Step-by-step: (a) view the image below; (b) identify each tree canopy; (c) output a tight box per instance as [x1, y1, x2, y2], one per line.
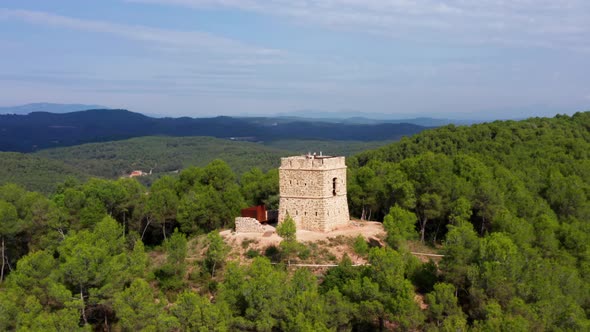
[1, 112, 589, 330]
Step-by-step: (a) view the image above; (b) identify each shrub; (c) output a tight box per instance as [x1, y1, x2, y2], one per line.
[246, 249, 260, 258]
[353, 235, 369, 256]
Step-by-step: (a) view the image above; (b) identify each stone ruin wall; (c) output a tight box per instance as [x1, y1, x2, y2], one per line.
[278, 156, 350, 232]
[234, 217, 265, 233]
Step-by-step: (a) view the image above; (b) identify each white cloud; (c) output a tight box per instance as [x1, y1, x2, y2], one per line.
[126, 0, 590, 52]
[0, 8, 282, 56]
[0, 7, 297, 110]
[1, 4, 587, 116]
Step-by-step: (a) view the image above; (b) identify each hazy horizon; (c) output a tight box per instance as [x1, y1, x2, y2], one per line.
[0, 101, 577, 122]
[1, 1, 589, 119]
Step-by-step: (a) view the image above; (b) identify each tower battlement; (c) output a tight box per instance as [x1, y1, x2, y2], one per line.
[280, 155, 346, 170]
[278, 154, 350, 232]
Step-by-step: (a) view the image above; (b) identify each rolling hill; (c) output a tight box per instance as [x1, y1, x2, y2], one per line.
[3, 112, 590, 331]
[34, 136, 292, 179]
[0, 109, 428, 152]
[0, 102, 106, 115]
[0, 152, 87, 193]
[342, 112, 590, 329]
[2, 135, 397, 192]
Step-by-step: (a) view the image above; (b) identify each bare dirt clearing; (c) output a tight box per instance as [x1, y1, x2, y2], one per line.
[220, 221, 386, 264]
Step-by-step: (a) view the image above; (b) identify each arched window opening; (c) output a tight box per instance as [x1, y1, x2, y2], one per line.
[332, 177, 337, 196]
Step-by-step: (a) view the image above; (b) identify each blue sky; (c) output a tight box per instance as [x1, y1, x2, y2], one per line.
[0, 0, 589, 119]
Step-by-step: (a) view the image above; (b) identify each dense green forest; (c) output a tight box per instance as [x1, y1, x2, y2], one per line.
[1, 136, 393, 193]
[0, 112, 589, 331]
[347, 112, 590, 329]
[35, 136, 388, 179]
[0, 152, 87, 193]
[0, 137, 289, 193]
[35, 136, 290, 179]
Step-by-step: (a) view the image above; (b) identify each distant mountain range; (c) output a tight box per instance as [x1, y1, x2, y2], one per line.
[274, 110, 478, 126]
[0, 109, 429, 152]
[268, 115, 459, 127]
[0, 103, 479, 126]
[0, 103, 108, 115]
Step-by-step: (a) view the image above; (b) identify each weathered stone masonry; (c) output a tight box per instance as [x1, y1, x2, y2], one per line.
[235, 217, 265, 233]
[278, 155, 350, 232]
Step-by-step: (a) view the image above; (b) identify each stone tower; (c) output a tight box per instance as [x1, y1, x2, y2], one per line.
[278, 154, 350, 232]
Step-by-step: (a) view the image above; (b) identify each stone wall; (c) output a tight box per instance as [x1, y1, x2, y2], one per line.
[279, 170, 325, 197]
[278, 155, 350, 232]
[279, 195, 349, 231]
[235, 217, 265, 233]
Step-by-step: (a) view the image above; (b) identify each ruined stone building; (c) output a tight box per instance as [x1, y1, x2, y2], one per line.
[278, 154, 350, 232]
